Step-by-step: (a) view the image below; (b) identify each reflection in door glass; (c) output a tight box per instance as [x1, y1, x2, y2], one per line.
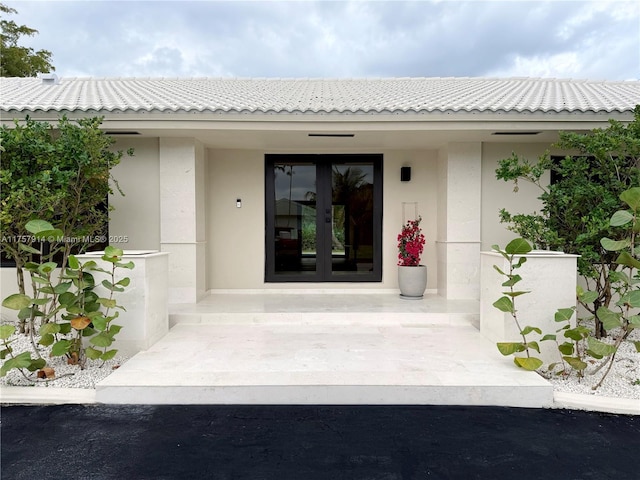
[331, 163, 374, 276]
[273, 163, 316, 275]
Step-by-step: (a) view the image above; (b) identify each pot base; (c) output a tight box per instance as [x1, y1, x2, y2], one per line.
[399, 294, 424, 300]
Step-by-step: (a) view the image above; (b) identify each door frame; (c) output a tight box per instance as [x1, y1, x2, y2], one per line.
[265, 153, 383, 283]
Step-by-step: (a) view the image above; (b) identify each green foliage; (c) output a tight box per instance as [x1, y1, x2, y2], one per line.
[498, 210, 554, 250]
[0, 324, 15, 339]
[513, 357, 543, 371]
[0, 3, 54, 76]
[539, 187, 640, 387]
[1, 115, 132, 333]
[2, 293, 31, 310]
[0, 116, 125, 265]
[583, 186, 640, 389]
[1, 351, 35, 376]
[496, 106, 640, 338]
[491, 239, 544, 370]
[488, 238, 634, 384]
[596, 306, 622, 331]
[544, 304, 591, 377]
[587, 337, 617, 357]
[492, 297, 514, 313]
[504, 238, 533, 256]
[0, 322, 47, 377]
[554, 308, 575, 323]
[562, 356, 587, 372]
[0, 240, 133, 380]
[497, 342, 526, 355]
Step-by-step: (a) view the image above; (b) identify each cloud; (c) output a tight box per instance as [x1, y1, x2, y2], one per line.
[133, 47, 185, 76]
[4, 0, 638, 80]
[485, 0, 640, 80]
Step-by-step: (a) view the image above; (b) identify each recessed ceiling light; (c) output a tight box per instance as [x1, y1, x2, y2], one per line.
[308, 133, 355, 137]
[492, 131, 541, 136]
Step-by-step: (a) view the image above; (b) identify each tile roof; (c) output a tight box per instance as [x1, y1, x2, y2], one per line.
[1, 77, 639, 115]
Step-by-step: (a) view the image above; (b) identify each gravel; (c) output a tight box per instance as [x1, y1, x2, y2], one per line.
[1, 333, 129, 389]
[2, 328, 639, 400]
[545, 326, 640, 400]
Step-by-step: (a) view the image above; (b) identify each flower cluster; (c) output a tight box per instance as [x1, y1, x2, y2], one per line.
[397, 217, 425, 266]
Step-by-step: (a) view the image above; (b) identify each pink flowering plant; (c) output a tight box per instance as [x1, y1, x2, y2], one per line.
[397, 216, 426, 266]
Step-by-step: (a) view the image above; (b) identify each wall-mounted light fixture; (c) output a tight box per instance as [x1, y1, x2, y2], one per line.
[401, 166, 411, 182]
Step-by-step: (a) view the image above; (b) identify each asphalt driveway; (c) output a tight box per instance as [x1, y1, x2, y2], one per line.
[1, 405, 638, 479]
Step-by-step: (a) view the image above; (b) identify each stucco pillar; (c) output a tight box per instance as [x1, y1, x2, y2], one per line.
[159, 138, 206, 303]
[436, 142, 482, 299]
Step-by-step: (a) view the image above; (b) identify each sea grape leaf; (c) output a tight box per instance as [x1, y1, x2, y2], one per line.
[2, 294, 31, 310]
[513, 357, 543, 371]
[587, 337, 617, 357]
[505, 238, 532, 255]
[497, 342, 525, 356]
[563, 356, 587, 371]
[554, 308, 575, 323]
[493, 297, 514, 313]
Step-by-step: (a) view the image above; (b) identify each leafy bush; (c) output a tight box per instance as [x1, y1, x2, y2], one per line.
[1, 220, 133, 381]
[496, 105, 640, 337]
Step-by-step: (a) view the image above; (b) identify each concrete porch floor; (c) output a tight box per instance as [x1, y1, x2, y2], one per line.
[96, 293, 554, 407]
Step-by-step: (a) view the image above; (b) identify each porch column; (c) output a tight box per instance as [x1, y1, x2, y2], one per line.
[436, 142, 482, 299]
[159, 138, 206, 303]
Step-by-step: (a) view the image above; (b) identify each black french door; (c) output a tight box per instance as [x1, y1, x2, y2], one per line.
[265, 154, 382, 282]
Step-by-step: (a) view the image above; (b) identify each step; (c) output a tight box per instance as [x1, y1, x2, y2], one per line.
[96, 323, 553, 408]
[168, 293, 481, 328]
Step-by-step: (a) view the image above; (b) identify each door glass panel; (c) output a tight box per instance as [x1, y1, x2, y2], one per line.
[331, 163, 374, 276]
[266, 154, 381, 283]
[273, 162, 316, 275]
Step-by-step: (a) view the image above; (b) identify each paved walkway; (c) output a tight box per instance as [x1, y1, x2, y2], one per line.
[94, 293, 553, 407]
[96, 323, 553, 407]
[2, 404, 638, 479]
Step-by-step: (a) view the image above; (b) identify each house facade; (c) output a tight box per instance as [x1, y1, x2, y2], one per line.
[1, 76, 639, 304]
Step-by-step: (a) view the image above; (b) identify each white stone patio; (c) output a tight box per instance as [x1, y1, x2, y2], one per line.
[95, 293, 553, 407]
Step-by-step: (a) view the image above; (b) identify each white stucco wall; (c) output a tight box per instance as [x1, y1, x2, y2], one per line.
[109, 137, 161, 251]
[206, 148, 439, 291]
[207, 149, 264, 289]
[480, 143, 552, 251]
[383, 150, 439, 290]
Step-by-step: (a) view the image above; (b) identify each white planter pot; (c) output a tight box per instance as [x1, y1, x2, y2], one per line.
[398, 265, 427, 299]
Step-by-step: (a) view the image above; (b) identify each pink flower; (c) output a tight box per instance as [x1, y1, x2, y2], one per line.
[397, 217, 425, 266]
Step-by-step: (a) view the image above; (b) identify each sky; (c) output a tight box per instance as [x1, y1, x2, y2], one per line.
[3, 0, 639, 80]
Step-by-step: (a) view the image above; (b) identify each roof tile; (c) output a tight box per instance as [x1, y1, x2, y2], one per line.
[1, 77, 638, 114]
